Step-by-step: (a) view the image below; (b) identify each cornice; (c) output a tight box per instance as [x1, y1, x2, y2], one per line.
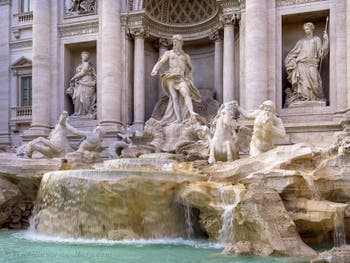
[58, 20, 99, 38]
[0, 0, 10, 6]
[276, 0, 328, 7]
[10, 39, 32, 49]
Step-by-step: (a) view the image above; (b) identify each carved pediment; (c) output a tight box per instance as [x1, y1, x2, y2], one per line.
[11, 56, 32, 69]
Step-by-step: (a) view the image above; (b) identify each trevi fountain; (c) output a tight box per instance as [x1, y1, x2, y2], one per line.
[1, 0, 350, 262]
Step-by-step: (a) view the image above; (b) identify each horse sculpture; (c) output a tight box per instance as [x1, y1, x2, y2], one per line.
[208, 103, 239, 164]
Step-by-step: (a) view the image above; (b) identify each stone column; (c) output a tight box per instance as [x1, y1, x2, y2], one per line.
[347, 0, 350, 106]
[0, 0, 10, 144]
[25, 0, 52, 138]
[221, 14, 236, 103]
[100, 0, 122, 131]
[157, 38, 170, 99]
[209, 30, 223, 103]
[245, 0, 267, 110]
[131, 28, 145, 131]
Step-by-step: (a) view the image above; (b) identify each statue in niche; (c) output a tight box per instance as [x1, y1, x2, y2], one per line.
[284, 22, 329, 107]
[65, 0, 96, 15]
[151, 34, 202, 125]
[17, 112, 72, 158]
[66, 51, 97, 119]
[233, 100, 286, 157]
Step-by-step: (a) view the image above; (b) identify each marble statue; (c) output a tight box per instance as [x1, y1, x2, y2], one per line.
[208, 102, 239, 164]
[233, 100, 286, 157]
[284, 22, 329, 107]
[66, 122, 104, 153]
[66, 51, 96, 118]
[151, 34, 201, 125]
[66, 0, 96, 15]
[17, 112, 72, 158]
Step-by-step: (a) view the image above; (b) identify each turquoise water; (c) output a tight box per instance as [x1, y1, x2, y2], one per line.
[0, 231, 308, 263]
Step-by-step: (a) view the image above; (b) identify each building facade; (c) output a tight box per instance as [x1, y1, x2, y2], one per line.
[0, 0, 350, 147]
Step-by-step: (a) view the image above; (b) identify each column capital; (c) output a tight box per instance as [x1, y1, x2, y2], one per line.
[220, 13, 240, 26]
[209, 29, 223, 42]
[129, 26, 147, 39]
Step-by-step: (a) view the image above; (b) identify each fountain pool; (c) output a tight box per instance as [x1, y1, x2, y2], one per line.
[0, 230, 309, 263]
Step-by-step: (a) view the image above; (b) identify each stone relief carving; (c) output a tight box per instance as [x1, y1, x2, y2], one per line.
[233, 100, 286, 157]
[65, 0, 96, 16]
[151, 34, 202, 126]
[284, 22, 329, 108]
[66, 51, 97, 119]
[17, 112, 72, 158]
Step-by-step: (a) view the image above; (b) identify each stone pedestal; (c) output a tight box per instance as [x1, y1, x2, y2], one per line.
[245, 0, 267, 110]
[99, 0, 122, 133]
[24, 0, 52, 139]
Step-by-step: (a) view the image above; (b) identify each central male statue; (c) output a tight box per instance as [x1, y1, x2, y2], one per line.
[151, 35, 201, 125]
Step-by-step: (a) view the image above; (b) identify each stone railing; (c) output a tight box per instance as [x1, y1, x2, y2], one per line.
[12, 106, 32, 118]
[18, 12, 33, 23]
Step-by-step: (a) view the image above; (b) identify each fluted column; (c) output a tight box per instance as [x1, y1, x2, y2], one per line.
[157, 38, 170, 99]
[26, 0, 52, 137]
[100, 0, 122, 131]
[0, 0, 10, 143]
[221, 14, 236, 103]
[347, 0, 350, 106]
[245, 0, 267, 110]
[209, 30, 223, 103]
[131, 28, 145, 131]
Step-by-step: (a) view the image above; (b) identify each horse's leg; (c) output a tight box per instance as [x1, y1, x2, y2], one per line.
[208, 139, 216, 164]
[226, 141, 233, 162]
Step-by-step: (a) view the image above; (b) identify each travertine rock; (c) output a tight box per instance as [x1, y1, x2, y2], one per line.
[33, 170, 206, 239]
[206, 143, 314, 183]
[311, 245, 350, 263]
[234, 184, 317, 257]
[285, 199, 348, 244]
[0, 177, 20, 226]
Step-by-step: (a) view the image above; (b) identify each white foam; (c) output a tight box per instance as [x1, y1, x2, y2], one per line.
[13, 230, 224, 249]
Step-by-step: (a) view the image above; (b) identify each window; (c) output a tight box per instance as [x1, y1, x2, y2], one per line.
[20, 0, 32, 13]
[20, 76, 32, 106]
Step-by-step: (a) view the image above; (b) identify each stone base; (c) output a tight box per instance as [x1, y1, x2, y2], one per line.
[287, 100, 326, 108]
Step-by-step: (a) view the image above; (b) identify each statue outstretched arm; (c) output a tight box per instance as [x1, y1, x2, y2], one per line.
[66, 121, 89, 137]
[237, 107, 258, 120]
[151, 52, 169, 76]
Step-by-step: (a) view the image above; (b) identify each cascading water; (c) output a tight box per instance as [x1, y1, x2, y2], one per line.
[218, 186, 242, 244]
[183, 203, 194, 238]
[333, 207, 346, 247]
[301, 174, 321, 200]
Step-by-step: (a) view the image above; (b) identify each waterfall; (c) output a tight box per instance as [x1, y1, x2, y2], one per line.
[184, 203, 194, 239]
[301, 174, 321, 200]
[218, 187, 242, 244]
[334, 207, 346, 247]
